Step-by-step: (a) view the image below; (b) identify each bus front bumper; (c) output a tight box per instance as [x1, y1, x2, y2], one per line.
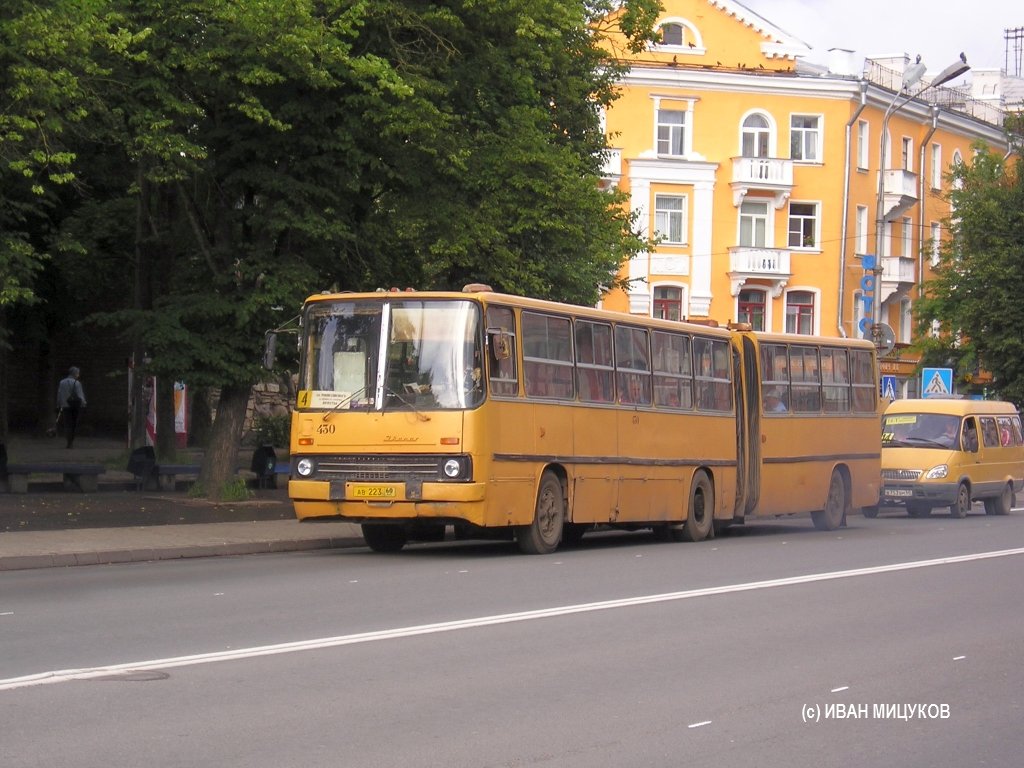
[880, 481, 958, 506]
[288, 479, 488, 523]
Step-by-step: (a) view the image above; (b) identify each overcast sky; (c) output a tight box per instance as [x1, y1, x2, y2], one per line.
[739, 0, 1022, 78]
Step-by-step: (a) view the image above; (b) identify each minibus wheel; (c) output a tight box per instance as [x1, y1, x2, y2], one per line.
[984, 483, 1013, 516]
[950, 483, 971, 518]
[812, 471, 846, 531]
[517, 471, 564, 555]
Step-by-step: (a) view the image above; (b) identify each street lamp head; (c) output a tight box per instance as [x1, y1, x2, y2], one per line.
[902, 59, 928, 90]
[931, 58, 971, 88]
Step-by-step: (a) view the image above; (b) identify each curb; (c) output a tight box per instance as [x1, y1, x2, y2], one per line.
[0, 535, 367, 572]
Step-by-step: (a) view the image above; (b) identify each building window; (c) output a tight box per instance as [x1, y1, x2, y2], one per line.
[653, 286, 683, 321]
[931, 143, 942, 189]
[790, 115, 821, 162]
[901, 136, 913, 171]
[883, 221, 892, 258]
[856, 120, 869, 169]
[929, 222, 942, 267]
[654, 194, 687, 244]
[855, 205, 868, 254]
[853, 290, 867, 339]
[739, 200, 770, 247]
[899, 298, 912, 344]
[738, 289, 766, 331]
[788, 202, 819, 249]
[657, 108, 687, 156]
[785, 291, 815, 335]
[659, 22, 684, 46]
[741, 113, 770, 158]
[901, 216, 912, 258]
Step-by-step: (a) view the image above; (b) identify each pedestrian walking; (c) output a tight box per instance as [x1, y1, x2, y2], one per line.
[56, 366, 87, 448]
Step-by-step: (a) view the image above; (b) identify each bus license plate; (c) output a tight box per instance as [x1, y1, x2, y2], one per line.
[884, 489, 913, 497]
[347, 483, 402, 500]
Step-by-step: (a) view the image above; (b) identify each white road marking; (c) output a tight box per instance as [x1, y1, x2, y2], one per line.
[3, 547, 1022, 692]
[688, 721, 712, 728]
[953, 655, 966, 661]
[831, 686, 849, 693]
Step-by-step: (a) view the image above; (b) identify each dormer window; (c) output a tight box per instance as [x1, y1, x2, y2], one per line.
[660, 23, 683, 47]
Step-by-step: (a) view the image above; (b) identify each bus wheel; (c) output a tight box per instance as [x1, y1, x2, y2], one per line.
[984, 484, 1013, 516]
[361, 524, 408, 553]
[679, 471, 715, 542]
[812, 471, 845, 531]
[950, 483, 971, 518]
[862, 506, 879, 519]
[517, 471, 564, 555]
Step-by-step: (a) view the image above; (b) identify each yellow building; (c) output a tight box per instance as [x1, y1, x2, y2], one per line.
[599, 0, 1008, 395]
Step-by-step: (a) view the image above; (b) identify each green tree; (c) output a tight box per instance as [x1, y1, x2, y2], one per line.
[916, 138, 1024, 406]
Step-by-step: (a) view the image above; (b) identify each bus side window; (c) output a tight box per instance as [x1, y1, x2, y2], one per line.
[487, 307, 519, 397]
[963, 418, 979, 452]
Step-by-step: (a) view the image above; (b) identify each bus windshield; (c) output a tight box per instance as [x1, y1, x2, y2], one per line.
[300, 299, 484, 411]
[882, 412, 961, 449]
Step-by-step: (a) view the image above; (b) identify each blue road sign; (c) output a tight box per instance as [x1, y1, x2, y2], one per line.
[880, 375, 897, 401]
[921, 367, 953, 398]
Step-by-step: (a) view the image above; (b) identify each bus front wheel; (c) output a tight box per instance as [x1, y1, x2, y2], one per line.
[812, 471, 846, 531]
[517, 471, 564, 555]
[361, 523, 408, 553]
[950, 483, 971, 518]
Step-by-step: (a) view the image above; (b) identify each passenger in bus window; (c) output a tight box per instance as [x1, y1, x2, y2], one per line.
[765, 388, 787, 413]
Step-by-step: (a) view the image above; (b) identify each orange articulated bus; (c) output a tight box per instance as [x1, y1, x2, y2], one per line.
[280, 285, 882, 553]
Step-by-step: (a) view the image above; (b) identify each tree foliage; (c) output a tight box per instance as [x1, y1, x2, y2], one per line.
[1, 0, 662, 494]
[916, 139, 1024, 406]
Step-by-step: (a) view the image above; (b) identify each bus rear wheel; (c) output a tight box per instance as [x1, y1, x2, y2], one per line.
[517, 471, 564, 555]
[984, 483, 1013, 516]
[812, 471, 846, 531]
[361, 523, 408, 553]
[677, 471, 715, 542]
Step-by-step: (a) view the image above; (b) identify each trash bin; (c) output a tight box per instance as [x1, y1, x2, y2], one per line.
[251, 445, 277, 489]
[127, 446, 157, 490]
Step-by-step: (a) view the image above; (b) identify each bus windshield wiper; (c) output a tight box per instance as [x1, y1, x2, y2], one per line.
[383, 384, 431, 422]
[321, 387, 367, 422]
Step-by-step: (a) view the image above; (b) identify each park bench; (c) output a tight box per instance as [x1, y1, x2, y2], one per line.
[0, 462, 106, 494]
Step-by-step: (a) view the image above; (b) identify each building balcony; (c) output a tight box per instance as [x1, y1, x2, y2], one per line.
[600, 148, 622, 190]
[878, 169, 919, 220]
[879, 256, 916, 303]
[730, 157, 794, 208]
[728, 247, 792, 297]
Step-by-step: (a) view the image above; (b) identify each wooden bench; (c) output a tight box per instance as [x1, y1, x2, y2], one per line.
[0, 463, 106, 493]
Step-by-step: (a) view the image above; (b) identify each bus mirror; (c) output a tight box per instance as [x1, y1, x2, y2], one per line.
[491, 332, 512, 361]
[263, 332, 277, 370]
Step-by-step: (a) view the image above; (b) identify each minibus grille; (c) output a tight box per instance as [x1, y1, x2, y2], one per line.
[882, 469, 922, 481]
[314, 454, 442, 481]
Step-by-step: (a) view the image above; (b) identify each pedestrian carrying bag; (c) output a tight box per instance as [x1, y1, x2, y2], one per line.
[46, 409, 64, 438]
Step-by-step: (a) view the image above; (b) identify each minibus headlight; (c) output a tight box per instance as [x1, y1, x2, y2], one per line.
[296, 458, 314, 477]
[443, 458, 463, 478]
[925, 464, 948, 480]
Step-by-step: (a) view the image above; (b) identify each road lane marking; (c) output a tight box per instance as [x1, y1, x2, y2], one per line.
[3, 546, 1023, 692]
[688, 721, 712, 728]
[831, 686, 849, 693]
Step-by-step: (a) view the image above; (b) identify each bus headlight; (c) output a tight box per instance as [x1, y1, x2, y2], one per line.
[296, 458, 314, 477]
[443, 458, 463, 478]
[925, 464, 948, 480]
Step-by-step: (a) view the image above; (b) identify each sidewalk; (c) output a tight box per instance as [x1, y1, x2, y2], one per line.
[0, 434, 367, 571]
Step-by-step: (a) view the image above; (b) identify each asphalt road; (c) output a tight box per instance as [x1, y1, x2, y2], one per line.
[3, 508, 1023, 768]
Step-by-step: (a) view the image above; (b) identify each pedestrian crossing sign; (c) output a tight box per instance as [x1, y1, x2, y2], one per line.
[880, 375, 897, 401]
[921, 367, 953, 398]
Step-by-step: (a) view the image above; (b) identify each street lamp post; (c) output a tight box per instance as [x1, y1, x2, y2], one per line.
[870, 56, 970, 347]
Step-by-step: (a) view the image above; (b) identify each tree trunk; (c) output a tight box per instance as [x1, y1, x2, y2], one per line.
[199, 382, 250, 500]
[155, 375, 177, 461]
